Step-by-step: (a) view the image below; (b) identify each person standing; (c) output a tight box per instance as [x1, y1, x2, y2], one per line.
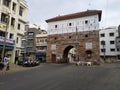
[0, 57, 2, 62]
[0, 57, 4, 71]
[2, 55, 9, 74]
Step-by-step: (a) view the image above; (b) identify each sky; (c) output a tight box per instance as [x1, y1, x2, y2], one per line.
[26, 0, 120, 29]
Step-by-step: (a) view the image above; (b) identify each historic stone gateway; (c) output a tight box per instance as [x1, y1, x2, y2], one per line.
[47, 31, 100, 63]
[46, 10, 102, 63]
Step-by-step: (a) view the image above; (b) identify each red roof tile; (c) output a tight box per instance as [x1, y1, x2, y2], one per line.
[46, 10, 102, 23]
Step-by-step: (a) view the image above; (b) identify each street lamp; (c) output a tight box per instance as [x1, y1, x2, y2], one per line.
[1, 14, 9, 61]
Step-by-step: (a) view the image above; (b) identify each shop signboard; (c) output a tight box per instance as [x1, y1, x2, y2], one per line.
[0, 36, 15, 45]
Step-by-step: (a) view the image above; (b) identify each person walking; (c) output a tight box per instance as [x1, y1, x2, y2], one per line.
[2, 55, 10, 74]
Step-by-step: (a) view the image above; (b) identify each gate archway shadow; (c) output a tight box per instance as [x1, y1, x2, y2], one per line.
[62, 45, 74, 63]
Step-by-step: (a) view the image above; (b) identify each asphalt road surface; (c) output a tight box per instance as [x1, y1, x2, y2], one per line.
[0, 63, 120, 90]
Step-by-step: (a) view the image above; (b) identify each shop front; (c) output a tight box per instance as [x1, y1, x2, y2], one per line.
[36, 52, 46, 63]
[0, 36, 15, 62]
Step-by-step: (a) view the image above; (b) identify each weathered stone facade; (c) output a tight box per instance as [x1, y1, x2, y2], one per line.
[47, 30, 99, 63]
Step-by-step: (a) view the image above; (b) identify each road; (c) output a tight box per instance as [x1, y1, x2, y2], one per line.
[0, 63, 120, 90]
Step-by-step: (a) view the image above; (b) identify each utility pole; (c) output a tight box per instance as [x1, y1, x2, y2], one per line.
[1, 14, 9, 61]
[75, 26, 79, 61]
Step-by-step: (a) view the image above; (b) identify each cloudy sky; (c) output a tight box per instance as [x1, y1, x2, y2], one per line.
[26, 0, 120, 29]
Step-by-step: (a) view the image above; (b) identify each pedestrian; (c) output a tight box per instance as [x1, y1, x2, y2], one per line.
[0, 57, 4, 71]
[15, 56, 18, 64]
[0, 57, 2, 62]
[2, 55, 10, 74]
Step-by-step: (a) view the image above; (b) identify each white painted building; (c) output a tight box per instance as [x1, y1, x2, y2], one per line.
[29, 23, 40, 29]
[99, 27, 118, 61]
[36, 30, 48, 53]
[46, 10, 102, 35]
[36, 30, 47, 62]
[46, 10, 102, 63]
[0, 0, 28, 63]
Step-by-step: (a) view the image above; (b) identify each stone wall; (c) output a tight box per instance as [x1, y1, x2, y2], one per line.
[46, 30, 100, 63]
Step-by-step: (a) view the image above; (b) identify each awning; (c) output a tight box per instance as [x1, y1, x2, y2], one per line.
[0, 45, 14, 50]
[36, 53, 46, 57]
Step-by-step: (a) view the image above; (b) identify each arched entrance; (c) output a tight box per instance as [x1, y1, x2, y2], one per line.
[62, 45, 74, 63]
[46, 31, 100, 63]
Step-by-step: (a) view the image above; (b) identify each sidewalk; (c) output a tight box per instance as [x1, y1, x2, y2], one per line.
[7, 63, 39, 73]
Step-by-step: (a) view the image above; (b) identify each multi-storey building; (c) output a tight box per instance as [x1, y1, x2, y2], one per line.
[115, 25, 120, 60]
[21, 23, 47, 61]
[25, 27, 40, 58]
[0, 0, 28, 63]
[47, 10, 101, 35]
[36, 30, 47, 62]
[46, 10, 102, 63]
[99, 27, 118, 62]
[21, 23, 40, 57]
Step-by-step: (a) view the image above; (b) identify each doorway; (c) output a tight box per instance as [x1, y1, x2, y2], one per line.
[62, 45, 74, 63]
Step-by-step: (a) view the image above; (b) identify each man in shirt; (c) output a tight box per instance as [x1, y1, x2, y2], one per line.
[2, 55, 10, 74]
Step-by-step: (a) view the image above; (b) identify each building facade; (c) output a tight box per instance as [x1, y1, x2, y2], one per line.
[99, 27, 118, 62]
[36, 30, 47, 62]
[0, 0, 28, 63]
[46, 10, 102, 63]
[25, 27, 40, 58]
[21, 26, 47, 61]
[47, 10, 101, 35]
[21, 23, 40, 56]
[115, 25, 120, 60]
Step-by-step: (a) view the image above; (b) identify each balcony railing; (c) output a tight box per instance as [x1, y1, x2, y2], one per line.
[27, 35, 34, 39]
[0, 36, 15, 45]
[36, 42, 47, 46]
[36, 49, 47, 52]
